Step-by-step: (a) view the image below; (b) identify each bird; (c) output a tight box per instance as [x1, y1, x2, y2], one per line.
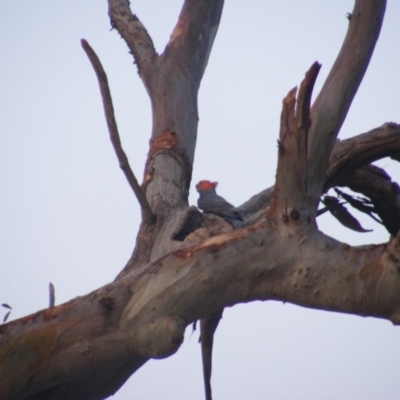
[196, 180, 243, 227]
[195, 180, 243, 400]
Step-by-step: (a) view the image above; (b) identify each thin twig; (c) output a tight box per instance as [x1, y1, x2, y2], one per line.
[81, 39, 156, 225]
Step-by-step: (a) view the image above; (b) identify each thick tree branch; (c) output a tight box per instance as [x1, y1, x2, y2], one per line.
[326, 122, 400, 188]
[165, 0, 225, 86]
[143, 0, 225, 167]
[307, 0, 386, 209]
[108, 0, 157, 75]
[81, 39, 156, 225]
[2, 222, 400, 399]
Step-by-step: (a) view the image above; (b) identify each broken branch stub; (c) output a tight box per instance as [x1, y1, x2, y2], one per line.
[274, 63, 321, 223]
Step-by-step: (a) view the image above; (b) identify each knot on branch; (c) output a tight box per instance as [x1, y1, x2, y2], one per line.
[98, 296, 115, 315]
[290, 208, 300, 221]
[135, 316, 185, 359]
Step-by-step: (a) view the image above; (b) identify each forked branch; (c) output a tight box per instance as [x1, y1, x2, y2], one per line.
[81, 39, 155, 225]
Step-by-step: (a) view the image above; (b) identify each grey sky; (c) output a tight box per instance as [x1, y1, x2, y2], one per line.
[1, 1, 400, 399]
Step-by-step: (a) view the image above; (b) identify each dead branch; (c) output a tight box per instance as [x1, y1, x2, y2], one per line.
[81, 39, 156, 225]
[200, 309, 223, 400]
[274, 63, 321, 219]
[108, 0, 157, 75]
[48, 282, 55, 308]
[321, 195, 372, 233]
[339, 165, 400, 236]
[307, 0, 386, 207]
[326, 122, 400, 188]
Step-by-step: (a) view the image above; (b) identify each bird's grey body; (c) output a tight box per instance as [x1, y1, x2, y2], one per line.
[196, 181, 243, 226]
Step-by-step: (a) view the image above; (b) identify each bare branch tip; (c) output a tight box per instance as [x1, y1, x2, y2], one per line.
[304, 62, 321, 84]
[80, 39, 94, 55]
[283, 87, 297, 104]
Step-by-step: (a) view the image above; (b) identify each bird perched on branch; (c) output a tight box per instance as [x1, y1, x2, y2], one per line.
[195, 179, 243, 400]
[196, 180, 243, 227]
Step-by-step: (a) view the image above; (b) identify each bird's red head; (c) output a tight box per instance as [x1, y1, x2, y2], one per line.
[196, 180, 218, 192]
